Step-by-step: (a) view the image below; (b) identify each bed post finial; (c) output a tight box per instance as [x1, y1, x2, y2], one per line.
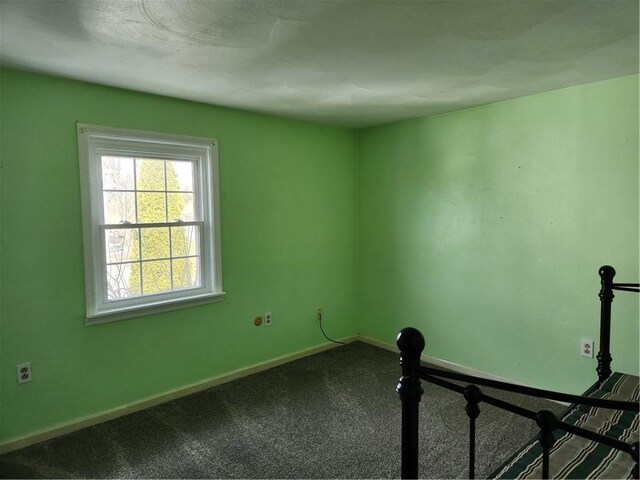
[397, 327, 425, 359]
[597, 265, 616, 385]
[396, 327, 424, 480]
[599, 265, 616, 281]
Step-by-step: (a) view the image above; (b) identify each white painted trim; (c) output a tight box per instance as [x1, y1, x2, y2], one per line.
[0, 335, 566, 454]
[357, 335, 571, 406]
[0, 336, 357, 455]
[86, 291, 226, 325]
[357, 334, 545, 387]
[77, 123, 223, 324]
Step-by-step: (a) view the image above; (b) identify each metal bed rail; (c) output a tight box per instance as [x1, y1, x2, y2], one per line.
[397, 266, 639, 479]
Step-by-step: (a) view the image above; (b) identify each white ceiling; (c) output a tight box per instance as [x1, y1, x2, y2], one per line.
[1, 0, 638, 128]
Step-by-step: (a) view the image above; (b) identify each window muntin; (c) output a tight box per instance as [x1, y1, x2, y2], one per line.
[78, 125, 223, 324]
[100, 156, 200, 300]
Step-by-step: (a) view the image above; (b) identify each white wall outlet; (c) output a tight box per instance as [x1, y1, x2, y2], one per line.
[264, 312, 272, 326]
[316, 307, 323, 321]
[17, 362, 32, 384]
[581, 339, 594, 358]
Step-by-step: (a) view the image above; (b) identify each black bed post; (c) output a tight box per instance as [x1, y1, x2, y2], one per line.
[397, 327, 425, 480]
[597, 265, 616, 385]
[464, 385, 481, 479]
[631, 441, 639, 479]
[536, 410, 558, 479]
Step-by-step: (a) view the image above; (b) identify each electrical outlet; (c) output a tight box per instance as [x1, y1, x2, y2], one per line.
[581, 339, 594, 358]
[316, 307, 323, 321]
[17, 362, 32, 384]
[264, 312, 272, 326]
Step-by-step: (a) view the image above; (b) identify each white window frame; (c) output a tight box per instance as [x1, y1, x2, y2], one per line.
[78, 124, 224, 325]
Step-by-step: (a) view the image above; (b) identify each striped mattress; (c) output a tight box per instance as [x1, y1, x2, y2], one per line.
[492, 372, 639, 479]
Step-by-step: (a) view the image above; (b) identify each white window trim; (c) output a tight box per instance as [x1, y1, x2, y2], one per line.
[77, 124, 224, 325]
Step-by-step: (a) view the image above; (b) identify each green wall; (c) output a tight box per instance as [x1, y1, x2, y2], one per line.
[0, 68, 358, 442]
[358, 75, 639, 393]
[1, 68, 638, 445]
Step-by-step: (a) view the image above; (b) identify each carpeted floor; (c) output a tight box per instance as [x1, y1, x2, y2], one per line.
[0, 342, 564, 479]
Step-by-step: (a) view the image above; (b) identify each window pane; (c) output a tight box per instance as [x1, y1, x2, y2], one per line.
[172, 257, 200, 290]
[107, 262, 140, 300]
[105, 228, 137, 264]
[102, 156, 134, 190]
[136, 159, 165, 191]
[168, 193, 195, 222]
[140, 227, 169, 260]
[103, 192, 135, 224]
[169, 161, 194, 192]
[171, 225, 198, 257]
[142, 260, 171, 295]
[136, 192, 166, 223]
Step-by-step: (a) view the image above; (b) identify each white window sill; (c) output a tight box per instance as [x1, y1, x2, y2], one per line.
[86, 292, 225, 325]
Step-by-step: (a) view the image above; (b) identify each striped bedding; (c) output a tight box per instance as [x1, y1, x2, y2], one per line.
[492, 372, 639, 479]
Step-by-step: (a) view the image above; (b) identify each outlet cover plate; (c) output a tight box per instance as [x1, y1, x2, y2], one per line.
[581, 339, 594, 358]
[17, 362, 32, 384]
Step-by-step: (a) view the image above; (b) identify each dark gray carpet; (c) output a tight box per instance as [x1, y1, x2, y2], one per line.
[0, 342, 563, 479]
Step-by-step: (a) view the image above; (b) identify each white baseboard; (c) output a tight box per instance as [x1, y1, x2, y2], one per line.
[355, 334, 525, 383]
[0, 335, 358, 454]
[0, 333, 564, 454]
[356, 334, 570, 405]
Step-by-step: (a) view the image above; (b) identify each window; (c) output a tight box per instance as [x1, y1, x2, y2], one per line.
[78, 124, 223, 324]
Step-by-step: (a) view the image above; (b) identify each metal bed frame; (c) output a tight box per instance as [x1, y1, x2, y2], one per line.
[396, 265, 640, 479]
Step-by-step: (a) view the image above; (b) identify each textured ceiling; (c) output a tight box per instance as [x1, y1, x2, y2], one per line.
[1, 0, 638, 128]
